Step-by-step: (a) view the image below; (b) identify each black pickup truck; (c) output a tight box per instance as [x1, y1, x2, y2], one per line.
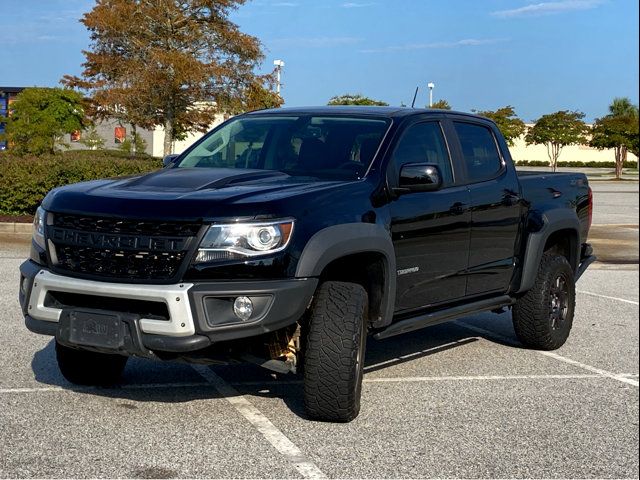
[19, 107, 595, 422]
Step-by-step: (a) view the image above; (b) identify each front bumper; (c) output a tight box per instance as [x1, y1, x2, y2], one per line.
[19, 260, 317, 356]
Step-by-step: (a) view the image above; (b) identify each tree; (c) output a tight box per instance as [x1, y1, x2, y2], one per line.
[328, 94, 388, 106]
[429, 99, 451, 110]
[225, 76, 284, 114]
[590, 99, 639, 179]
[0, 87, 87, 155]
[80, 127, 105, 150]
[118, 132, 148, 156]
[475, 106, 526, 146]
[64, 0, 270, 156]
[609, 97, 637, 117]
[525, 110, 589, 172]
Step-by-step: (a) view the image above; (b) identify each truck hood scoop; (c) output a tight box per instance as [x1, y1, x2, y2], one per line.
[114, 168, 291, 192]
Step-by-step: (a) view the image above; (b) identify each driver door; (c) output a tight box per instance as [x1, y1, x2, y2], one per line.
[388, 120, 471, 313]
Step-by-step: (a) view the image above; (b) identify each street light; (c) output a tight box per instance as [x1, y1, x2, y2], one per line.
[427, 82, 435, 108]
[273, 59, 285, 95]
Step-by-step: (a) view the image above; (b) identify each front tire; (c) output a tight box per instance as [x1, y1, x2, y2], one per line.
[512, 253, 576, 350]
[56, 341, 128, 385]
[303, 281, 368, 422]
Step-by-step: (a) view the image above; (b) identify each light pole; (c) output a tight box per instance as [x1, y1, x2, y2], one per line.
[273, 59, 285, 95]
[427, 82, 435, 108]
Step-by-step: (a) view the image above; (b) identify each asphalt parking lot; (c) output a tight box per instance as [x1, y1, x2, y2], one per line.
[0, 181, 638, 479]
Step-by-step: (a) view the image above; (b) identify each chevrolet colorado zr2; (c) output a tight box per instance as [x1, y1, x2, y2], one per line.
[19, 106, 595, 422]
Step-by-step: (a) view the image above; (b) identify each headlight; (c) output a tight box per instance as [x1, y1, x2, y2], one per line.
[32, 206, 46, 249]
[194, 219, 294, 263]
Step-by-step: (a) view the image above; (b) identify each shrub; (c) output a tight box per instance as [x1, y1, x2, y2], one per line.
[514, 160, 637, 169]
[0, 150, 160, 215]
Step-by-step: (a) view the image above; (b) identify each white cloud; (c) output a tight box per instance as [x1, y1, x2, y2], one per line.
[270, 36, 362, 47]
[361, 38, 507, 53]
[342, 2, 376, 8]
[492, 0, 604, 18]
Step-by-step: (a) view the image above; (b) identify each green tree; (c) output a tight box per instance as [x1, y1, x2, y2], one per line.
[64, 0, 269, 156]
[609, 97, 637, 117]
[118, 131, 148, 156]
[328, 94, 388, 106]
[80, 126, 105, 150]
[475, 106, 526, 146]
[0, 88, 87, 155]
[429, 99, 451, 110]
[525, 110, 589, 172]
[590, 99, 639, 179]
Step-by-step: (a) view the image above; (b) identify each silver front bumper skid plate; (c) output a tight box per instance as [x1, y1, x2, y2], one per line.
[28, 270, 196, 336]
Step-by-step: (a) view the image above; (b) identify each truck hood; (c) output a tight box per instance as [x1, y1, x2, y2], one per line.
[42, 167, 362, 221]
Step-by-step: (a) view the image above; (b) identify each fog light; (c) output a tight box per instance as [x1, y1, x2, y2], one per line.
[233, 296, 253, 321]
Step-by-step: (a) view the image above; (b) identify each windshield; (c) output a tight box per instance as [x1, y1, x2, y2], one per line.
[177, 115, 390, 181]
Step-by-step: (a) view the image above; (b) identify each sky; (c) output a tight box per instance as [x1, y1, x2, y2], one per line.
[0, 0, 638, 121]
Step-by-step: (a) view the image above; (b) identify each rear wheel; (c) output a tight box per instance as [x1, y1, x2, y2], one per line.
[512, 253, 576, 350]
[56, 341, 128, 385]
[303, 281, 368, 422]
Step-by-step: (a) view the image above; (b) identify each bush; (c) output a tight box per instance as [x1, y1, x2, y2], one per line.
[0, 150, 160, 215]
[515, 160, 637, 169]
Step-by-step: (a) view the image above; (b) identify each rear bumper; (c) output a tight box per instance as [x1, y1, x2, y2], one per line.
[19, 260, 317, 356]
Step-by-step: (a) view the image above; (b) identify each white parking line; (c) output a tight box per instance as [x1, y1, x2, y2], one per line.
[191, 365, 327, 480]
[364, 337, 478, 372]
[364, 374, 603, 383]
[456, 321, 639, 388]
[578, 290, 639, 305]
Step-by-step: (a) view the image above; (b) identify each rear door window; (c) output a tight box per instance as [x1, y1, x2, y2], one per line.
[453, 122, 503, 183]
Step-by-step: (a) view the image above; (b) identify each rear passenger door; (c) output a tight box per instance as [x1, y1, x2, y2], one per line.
[450, 120, 522, 296]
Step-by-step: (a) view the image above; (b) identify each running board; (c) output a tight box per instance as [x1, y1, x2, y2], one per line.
[374, 295, 514, 340]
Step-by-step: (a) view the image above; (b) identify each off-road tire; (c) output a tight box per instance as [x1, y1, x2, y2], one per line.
[303, 281, 368, 422]
[513, 253, 576, 350]
[56, 341, 128, 385]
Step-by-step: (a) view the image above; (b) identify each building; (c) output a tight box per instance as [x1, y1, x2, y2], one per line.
[0, 87, 24, 150]
[1, 86, 225, 156]
[62, 115, 226, 157]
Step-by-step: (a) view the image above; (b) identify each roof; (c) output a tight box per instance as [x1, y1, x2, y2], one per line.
[0, 87, 26, 95]
[247, 105, 483, 121]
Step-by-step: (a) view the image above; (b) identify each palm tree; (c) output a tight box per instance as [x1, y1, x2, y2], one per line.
[609, 97, 639, 117]
[608, 97, 639, 167]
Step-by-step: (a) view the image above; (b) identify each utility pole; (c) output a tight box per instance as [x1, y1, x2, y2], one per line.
[273, 59, 285, 95]
[427, 82, 435, 108]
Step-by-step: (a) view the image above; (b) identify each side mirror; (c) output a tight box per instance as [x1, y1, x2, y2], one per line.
[163, 154, 180, 168]
[395, 163, 443, 194]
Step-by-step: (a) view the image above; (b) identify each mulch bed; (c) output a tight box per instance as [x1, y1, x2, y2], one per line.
[0, 214, 33, 223]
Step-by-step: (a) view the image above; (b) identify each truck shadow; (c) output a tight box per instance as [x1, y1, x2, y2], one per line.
[30, 312, 520, 419]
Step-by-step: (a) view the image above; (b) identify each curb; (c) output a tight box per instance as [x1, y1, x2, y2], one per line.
[0, 222, 32, 234]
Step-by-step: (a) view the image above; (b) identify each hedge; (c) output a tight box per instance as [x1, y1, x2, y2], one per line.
[515, 160, 638, 168]
[0, 150, 161, 216]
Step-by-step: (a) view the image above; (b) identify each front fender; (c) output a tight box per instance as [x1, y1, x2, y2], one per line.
[295, 223, 396, 326]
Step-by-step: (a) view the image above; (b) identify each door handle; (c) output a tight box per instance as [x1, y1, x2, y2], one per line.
[502, 192, 521, 207]
[449, 202, 468, 215]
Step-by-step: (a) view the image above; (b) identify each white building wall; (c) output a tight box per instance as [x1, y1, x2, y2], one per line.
[507, 124, 638, 164]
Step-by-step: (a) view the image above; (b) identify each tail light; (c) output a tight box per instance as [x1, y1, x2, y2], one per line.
[587, 187, 593, 231]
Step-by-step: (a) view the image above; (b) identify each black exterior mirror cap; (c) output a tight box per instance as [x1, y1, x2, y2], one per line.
[395, 163, 443, 194]
[163, 154, 180, 168]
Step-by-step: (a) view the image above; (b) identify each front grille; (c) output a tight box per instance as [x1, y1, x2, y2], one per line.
[53, 214, 201, 237]
[49, 214, 201, 281]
